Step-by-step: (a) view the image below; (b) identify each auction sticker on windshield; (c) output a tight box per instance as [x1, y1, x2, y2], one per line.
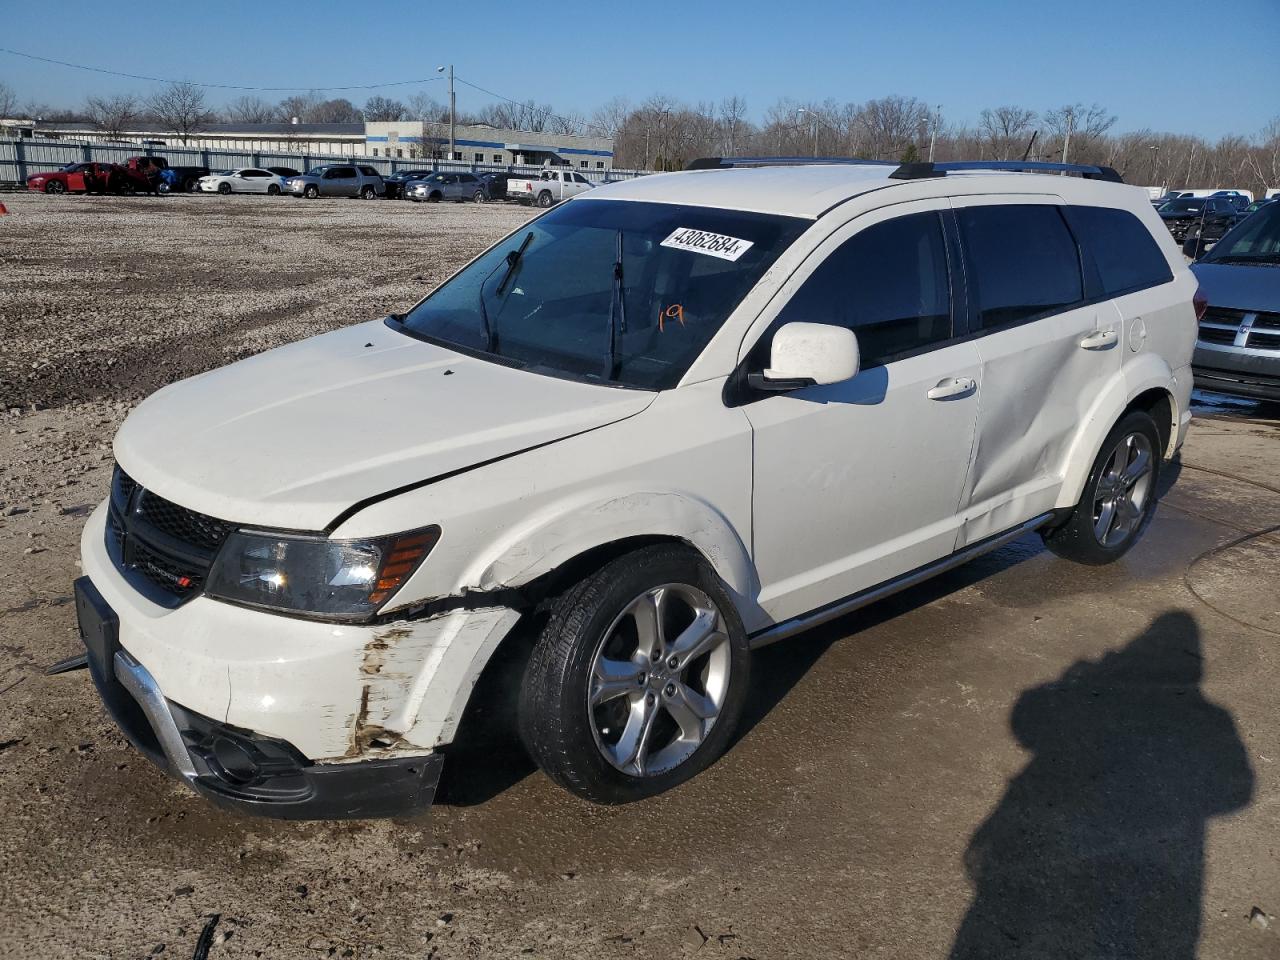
[660, 227, 755, 262]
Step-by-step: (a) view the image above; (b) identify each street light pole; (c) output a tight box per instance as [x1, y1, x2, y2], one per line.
[798, 108, 818, 157]
[928, 104, 941, 162]
[436, 64, 455, 161]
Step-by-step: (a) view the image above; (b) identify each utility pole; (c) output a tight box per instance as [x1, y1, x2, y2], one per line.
[928, 104, 941, 162]
[798, 108, 818, 157]
[436, 64, 455, 160]
[1061, 106, 1074, 165]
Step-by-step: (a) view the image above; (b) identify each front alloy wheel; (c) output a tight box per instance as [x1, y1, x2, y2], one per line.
[589, 584, 731, 777]
[519, 544, 750, 803]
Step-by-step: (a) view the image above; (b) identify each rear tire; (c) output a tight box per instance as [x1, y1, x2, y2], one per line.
[518, 544, 750, 804]
[473, 190, 486, 203]
[360, 185, 376, 200]
[537, 190, 554, 208]
[1041, 410, 1162, 565]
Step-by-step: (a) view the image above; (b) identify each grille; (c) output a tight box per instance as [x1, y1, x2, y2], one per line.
[1249, 330, 1280, 351]
[1198, 324, 1237, 345]
[108, 465, 235, 605]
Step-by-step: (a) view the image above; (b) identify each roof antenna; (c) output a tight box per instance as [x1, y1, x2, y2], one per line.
[1021, 130, 1039, 162]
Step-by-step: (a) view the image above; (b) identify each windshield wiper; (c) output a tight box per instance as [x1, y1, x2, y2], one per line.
[477, 232, 534, 352]
[606, 230, 627, 380]
[496, 232, 533, 296]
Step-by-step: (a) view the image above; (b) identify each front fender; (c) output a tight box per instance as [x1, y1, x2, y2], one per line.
[467, 488, 765, 631]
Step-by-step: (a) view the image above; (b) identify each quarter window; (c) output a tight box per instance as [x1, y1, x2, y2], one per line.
[1064, 206, 1173, 296]
[773, 211, 953, 367]
[957, 205, 1084, 329]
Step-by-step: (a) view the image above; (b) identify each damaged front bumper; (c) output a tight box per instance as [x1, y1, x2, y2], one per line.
[76, 501, 524, 819]
[76, 575, 443, 819]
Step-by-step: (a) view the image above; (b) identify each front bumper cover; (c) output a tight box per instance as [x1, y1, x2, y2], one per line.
[75, 576, 443, 820]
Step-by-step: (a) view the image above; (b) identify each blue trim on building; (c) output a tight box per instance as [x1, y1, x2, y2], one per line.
[365, 134, 612, 158]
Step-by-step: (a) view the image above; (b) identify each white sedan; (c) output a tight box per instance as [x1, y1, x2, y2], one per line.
[197, 168, 286, 196]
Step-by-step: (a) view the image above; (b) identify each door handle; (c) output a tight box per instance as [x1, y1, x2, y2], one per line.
[1079, 329, 1119, 350]
[927, 377, 977, 400]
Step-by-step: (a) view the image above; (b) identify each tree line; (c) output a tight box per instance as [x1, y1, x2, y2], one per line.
[3, 79, 1278, 195]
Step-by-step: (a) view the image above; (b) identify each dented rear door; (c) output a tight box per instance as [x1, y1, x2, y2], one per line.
[950, 195, 1123, 545]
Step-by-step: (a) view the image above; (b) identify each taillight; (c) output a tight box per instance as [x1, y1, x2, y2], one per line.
[1193, 286, 1208, 320]
[525, 183, 532, 191]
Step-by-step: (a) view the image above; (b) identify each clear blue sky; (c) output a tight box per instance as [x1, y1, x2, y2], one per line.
[3, 0, 1277, 139]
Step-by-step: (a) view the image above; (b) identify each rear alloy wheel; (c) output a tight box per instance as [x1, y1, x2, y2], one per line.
[218, 181, 232, 195]
[473, 190, 486, 203]
[537, 190, 554, 208]
[1042, 410, 1161, 564]
[45, 180, 65, 194]
[360, 185, 376, 200]
[304, 184, 319, 199]
[519, 544, 750, 803]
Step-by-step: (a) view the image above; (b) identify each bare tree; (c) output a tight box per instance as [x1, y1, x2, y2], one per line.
[277, 92, 319, 123]
[1044, 103, 1116, 163]
[85, 93, 141, 138]
[148, 82, 214, 144]
[857, 95, 931, 160]
[718, 96, 749, 155]
[407, 91, 445, 122]
[362, 96, 409, 122]
[224, 95, 276, 124]
[306, 98, 362, 123]
[590, 96, 631, 140]
[547, 112, 585, 136]
[978, 105, 1037, 160]
[0, 81, 18, 119]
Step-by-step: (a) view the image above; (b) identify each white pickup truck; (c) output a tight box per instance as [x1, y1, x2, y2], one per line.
[508, 168, 594, 207]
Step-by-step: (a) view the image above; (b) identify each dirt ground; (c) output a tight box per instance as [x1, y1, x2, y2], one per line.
[1, 194, 1278, 960]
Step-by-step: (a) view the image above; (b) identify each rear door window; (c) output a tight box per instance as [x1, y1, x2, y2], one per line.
[956, 205, 1084, 329]
[773, 210, 953, 367]
[1064, 206, 1173, 297]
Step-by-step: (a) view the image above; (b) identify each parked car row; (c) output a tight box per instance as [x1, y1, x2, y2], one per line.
[26, 155, 604, 207]
[1155, 193, 1277, 245]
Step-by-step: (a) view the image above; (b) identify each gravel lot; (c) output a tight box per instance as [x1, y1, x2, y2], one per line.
[1, 193, 1278, 959]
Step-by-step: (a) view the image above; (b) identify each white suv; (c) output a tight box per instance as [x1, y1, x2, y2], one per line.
[75, 159, 1198, 818]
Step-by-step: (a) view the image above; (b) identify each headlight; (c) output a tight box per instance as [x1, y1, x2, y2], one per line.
[205, 527, 439, 620]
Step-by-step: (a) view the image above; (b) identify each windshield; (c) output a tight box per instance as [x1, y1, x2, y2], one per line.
[1161, 199, 1205, 213]
[1202, 202, 1280, 263]
[397, 199, 808, 390]
[306, 167, 330, 176]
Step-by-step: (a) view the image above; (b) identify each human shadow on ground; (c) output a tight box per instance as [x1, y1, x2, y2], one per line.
[948, 610, 1253, 959]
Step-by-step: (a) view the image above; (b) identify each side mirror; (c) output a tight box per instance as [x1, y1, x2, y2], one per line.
[749, 322, 860, 392]
[1182, 235, 1209, 260]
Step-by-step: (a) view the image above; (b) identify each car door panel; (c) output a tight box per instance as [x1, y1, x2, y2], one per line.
[949, 195, 1124, 546]
[743, 199, 981, 625]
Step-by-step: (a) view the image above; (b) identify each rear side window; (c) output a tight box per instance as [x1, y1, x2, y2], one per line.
[957, 205, 1083, 329]
[1065, 206, 1173, 296]
[775, 211, 952, 367]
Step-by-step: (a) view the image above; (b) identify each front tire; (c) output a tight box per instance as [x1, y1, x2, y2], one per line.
[45, 180, 65, 194]
[218, 182, 232, 195]
[1042, 410, 1161, 565]
[267, 183, 280, 196]
[473, 190, 486, 203]
[304, 184, 319, 199]
[518, 545, 750, 804]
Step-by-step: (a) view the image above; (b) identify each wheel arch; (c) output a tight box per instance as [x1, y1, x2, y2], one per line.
[1055, 358, 1179, 510]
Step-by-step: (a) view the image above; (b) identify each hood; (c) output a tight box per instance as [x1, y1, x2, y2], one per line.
[1191, 261, 1280, 313]
[115, 320, 655, 531]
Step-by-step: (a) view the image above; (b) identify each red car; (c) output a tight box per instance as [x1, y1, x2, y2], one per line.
[27, 162, 151, 195]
